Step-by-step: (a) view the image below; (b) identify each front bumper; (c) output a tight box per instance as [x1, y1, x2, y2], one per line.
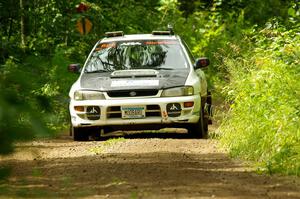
[69, 95, 201, 128]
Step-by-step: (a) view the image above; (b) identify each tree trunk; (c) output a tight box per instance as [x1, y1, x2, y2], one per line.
[20, 0, 26, 48]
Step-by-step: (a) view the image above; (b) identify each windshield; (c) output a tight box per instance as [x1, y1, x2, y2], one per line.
[84, 40, 188, 73]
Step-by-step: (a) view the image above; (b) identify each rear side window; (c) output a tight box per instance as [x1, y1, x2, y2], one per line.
[84, 40, 188, 73]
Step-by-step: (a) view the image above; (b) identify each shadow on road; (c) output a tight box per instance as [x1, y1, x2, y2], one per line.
[1, 150, 299, 198]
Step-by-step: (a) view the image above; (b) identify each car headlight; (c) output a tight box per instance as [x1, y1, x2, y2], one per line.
[74, 90, 105, 100]
[161, 86, 194, 97]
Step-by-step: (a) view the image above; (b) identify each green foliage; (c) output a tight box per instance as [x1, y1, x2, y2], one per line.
[219, 24, 300, 175]
[178, 0, 296, 26]
[0, 57, 50, 154]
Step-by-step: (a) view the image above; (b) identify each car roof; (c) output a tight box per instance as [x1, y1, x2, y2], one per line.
[100, 34, 179, 43]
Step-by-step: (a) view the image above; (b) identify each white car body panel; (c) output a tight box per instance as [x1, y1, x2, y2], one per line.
[68, 33, 208, 134]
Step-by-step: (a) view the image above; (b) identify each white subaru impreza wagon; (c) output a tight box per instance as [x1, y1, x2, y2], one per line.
[68, 30, 211, 141]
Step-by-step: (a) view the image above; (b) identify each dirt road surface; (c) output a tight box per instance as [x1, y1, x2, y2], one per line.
[0, 129, 299, 199]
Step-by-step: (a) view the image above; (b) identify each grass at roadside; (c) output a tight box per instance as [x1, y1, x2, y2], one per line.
[89, 138, 126, 154]
[216, 25, 300, 176]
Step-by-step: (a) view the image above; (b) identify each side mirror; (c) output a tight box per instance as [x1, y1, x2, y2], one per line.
[195, 57, 210, 69]
[68, 64, 81, 73]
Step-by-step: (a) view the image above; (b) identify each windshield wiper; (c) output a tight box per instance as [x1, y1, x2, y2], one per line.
[154, 67, 173, 70]
[85, 69, 109, 73]
[141, 66, 174, 70]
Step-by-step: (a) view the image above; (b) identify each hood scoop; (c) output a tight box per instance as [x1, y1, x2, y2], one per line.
[110, 69, 158, 78]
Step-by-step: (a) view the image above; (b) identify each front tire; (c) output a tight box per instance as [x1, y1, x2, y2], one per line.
[187, 108, 208, 139]
[206, 91, 213, 124]
[72, 127, 89, 141]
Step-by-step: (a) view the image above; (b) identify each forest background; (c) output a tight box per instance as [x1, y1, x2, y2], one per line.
[0, 0, 299, 175]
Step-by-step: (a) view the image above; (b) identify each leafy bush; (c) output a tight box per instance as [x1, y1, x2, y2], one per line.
[219, 24, 300, 175]
[0, 58, 50, 154]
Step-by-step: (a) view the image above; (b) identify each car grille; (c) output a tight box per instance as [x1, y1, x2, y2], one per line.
[107, 90, 159, 98]
[107, 105, 161, 118]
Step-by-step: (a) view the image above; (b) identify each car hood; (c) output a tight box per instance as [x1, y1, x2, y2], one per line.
[80, 69, 189, 91]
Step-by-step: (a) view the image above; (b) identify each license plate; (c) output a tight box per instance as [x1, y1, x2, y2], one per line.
[121, 106, 145, 119]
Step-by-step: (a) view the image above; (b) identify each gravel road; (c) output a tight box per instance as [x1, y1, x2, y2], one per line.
[0, 129, 299, 199]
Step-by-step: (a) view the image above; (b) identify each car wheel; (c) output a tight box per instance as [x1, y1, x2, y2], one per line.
[69, 125, 72, 136]
[90, 127, 103, 141]
[206, 91, 213, 124]
[72, 127, 89, 141]
[202, 108, 209, 138]
[188, 108, 208, 139]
